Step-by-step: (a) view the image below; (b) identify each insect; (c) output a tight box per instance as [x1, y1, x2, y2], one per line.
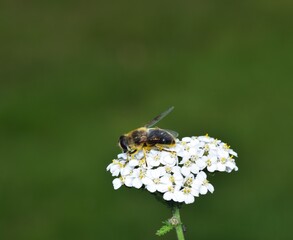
[118, 106, 178, 155]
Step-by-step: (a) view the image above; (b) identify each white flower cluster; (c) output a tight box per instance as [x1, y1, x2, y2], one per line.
[107, 135, 238, 204]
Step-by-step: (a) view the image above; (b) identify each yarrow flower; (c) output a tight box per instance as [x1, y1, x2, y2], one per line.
[107, 135, 238, 204]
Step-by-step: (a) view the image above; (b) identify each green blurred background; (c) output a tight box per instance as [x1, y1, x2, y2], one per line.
[1, 1, 293, 239]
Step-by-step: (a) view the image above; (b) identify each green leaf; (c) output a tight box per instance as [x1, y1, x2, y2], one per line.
[156, 220, 174, 237]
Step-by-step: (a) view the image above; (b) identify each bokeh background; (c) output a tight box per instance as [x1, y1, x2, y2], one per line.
[1, 1, 293, 239]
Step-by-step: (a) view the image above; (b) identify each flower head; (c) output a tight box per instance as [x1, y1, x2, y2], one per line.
[107, 135, 238, 204]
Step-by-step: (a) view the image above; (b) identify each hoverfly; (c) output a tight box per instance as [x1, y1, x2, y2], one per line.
[118, 106, 178, 155]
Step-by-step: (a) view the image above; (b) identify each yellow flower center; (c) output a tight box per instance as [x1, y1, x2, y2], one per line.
[154, 178, 160, 184]
[185, 177, 193, 186]
[183, 187, 191, 194]
[223, 143, 230, 149]
[206, 159, 212, 166]
[139, 170, 145, 179]
[139, 158, 145, 166]
[168, 186, 174, 192]
[165, 166, 172, 173]
[184, 160, 191, 167]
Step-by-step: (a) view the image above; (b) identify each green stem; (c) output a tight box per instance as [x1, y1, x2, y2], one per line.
[172, 205, 185, 240]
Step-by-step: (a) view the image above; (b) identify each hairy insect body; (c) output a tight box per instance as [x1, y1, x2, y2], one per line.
[129, 128, 175, 152]
[118, 107, 178, 154]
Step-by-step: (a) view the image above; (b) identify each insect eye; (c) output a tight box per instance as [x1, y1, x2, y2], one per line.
[119, 135, 128, 153]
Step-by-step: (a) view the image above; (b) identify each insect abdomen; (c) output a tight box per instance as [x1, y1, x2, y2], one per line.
[147, 129, 175, 146]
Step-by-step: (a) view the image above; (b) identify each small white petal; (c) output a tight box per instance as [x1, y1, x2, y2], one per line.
[151, 169, 162, 178]
[111, 168, 120, 177]
[196, 160, 206, 170]
[175, 191, 185, 202]
[117, 153, 127, 159]
[157, 184, 168, 193]
[113, 178, 123, 190]
[135, 151, 145, 159]
[197, 171, 207, 181]
[207, 164, 217, 172]
[181, 166, 191, 176]
[121, 167, 132, 176]
[163, 192, 173, 201]
[128, 159, 139, 167]
[172, 166, 181, 173]
[185, 195, 195, 204]
[132, 178, 143, 189]
[207, 183, 214, 193]
[162, 155, 176, 165]
[124, 178, 133, 187]
[142, 177, 153, 186]
[106, 164, 112, 171]
[190, 164, 200, 174]
[160, 176, 172, 185]
[173, 172, 184, 183]
[199, 186, 208, 195]
[191, 188, 199, 197]
[182, 137, 192, 142]
[229, 150, 238, 157]
[157, 166, 167, 176]
[146, 185, 156, 193]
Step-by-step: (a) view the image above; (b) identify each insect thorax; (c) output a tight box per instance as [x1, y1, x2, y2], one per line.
[131, 128, 148, 145]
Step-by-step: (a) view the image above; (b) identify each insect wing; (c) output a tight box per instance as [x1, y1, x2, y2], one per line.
[145, 106, 174, 128]
[165, 129, 179, 138]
